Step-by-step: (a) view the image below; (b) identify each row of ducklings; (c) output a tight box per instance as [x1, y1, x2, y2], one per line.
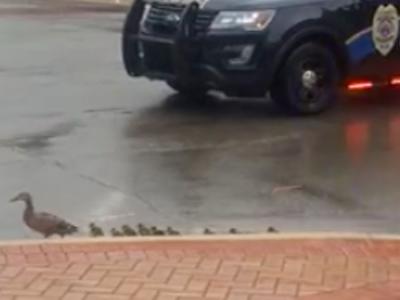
[89, 223, 278, 237]
[89, 223, 179, 237]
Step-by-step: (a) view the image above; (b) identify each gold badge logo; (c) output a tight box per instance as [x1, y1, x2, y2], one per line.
[372, 4, 399, 56]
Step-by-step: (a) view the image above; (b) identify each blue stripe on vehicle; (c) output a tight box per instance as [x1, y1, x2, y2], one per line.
[345, 19, 400, 64]
[346, 28, 375, 64]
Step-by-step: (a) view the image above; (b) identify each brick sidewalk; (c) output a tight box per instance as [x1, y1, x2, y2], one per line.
[0, 236, 400, 300]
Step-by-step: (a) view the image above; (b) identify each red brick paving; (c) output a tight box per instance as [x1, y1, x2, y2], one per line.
[0, 238, 399, 299]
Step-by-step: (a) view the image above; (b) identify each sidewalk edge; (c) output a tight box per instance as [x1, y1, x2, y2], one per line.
[1, 232, 400, 246]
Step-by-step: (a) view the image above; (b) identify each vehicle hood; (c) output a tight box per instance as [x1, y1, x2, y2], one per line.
[202, 0, 325, 10]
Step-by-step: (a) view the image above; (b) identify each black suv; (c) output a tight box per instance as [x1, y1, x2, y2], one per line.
[122, 0, 400, 115]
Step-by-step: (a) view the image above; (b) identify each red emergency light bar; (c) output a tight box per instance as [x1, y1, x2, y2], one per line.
[390, 77, 400, 85]
[347, 77, 400, 90]
[347, 81, 373, 90]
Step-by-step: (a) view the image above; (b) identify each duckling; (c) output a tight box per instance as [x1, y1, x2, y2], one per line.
[89, 222, 104, 237]
[121, 225, 137, 236]
[267, 226, 278, 233]
[166, 226, 180, 235]
[150, 226, 165, 236]
[204, 228, 214, 235]
[110, 228, 123, 236]
[229, 228, 238, 234]
[150, 226, 157, 234]
[156, 229, 165, 236]
[137, 223, 150, 236]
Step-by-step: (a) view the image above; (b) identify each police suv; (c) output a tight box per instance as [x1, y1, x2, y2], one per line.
[122, 0, 400, 115]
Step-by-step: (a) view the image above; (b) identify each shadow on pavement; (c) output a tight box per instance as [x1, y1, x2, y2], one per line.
[146, 93, 286, 120]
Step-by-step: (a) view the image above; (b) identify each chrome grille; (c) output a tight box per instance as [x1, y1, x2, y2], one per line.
[144, 2, 217, 37]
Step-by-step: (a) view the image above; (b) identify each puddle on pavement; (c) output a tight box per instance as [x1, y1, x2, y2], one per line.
[5, 87, 400, 238]
[0, 120, 78, 153]
[117, 93, 400, 223]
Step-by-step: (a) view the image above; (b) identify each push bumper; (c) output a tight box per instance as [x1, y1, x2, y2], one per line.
[122, 0, 275, 93]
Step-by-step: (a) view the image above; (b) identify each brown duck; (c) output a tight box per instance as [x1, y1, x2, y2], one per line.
[10, 192, 78, 238]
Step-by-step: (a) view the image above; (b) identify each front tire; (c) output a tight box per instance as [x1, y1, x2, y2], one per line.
[270, 42, 341, 115]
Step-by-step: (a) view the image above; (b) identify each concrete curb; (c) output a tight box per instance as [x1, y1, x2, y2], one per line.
[1, 232, 400, 246]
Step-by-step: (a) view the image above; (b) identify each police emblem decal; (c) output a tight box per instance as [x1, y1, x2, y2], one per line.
[372, 4, 399, 56]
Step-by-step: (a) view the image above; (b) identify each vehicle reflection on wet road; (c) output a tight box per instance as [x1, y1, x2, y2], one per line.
[1, 0, 400, 239]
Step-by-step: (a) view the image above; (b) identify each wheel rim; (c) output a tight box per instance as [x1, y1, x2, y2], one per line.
[288, 55, 335, 111]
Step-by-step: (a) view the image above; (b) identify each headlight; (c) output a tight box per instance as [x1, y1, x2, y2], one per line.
[210, 10, 276, 31]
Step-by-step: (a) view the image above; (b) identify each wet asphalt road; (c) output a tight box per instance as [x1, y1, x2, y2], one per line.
[1, 0, 400, 239]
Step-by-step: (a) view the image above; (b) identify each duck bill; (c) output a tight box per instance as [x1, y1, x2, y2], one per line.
[10, 196, 20, 202]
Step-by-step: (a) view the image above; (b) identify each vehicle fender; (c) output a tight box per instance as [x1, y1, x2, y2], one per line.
[266, 22, 349, 84]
